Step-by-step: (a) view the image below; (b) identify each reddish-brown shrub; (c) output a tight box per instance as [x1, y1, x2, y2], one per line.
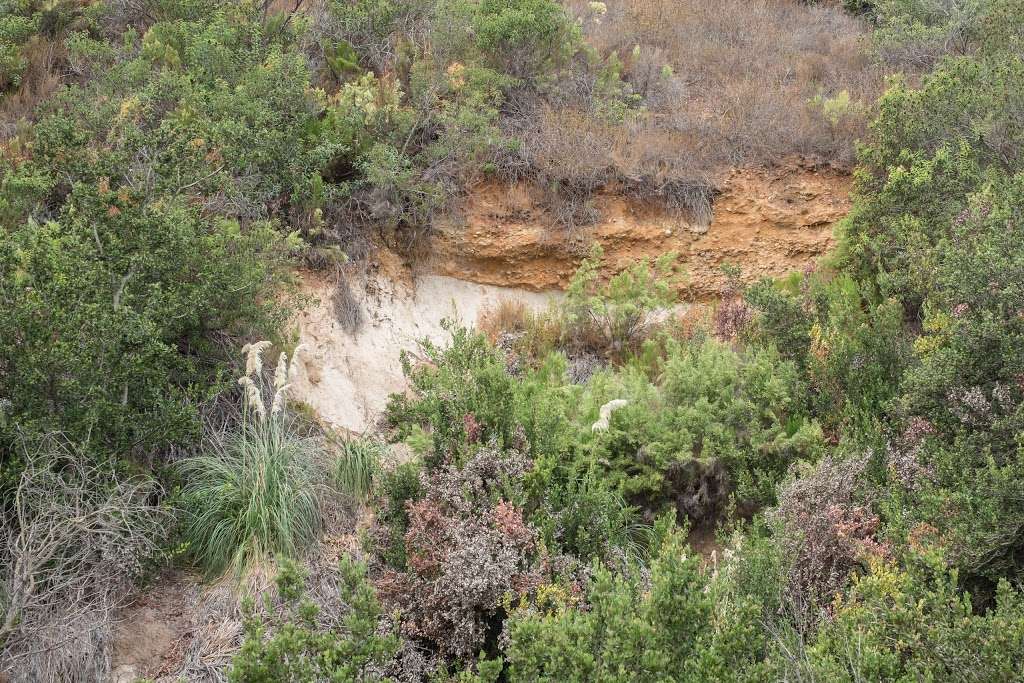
[374, 446, 541, 660]
[770, 454, 889, 630]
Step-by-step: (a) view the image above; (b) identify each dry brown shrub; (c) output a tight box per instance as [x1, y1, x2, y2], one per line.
[477, 299, 529, 343]
[769, 454, 889, 631]
[0, 437, 168, 683]
[1, 36, 64, 137]
[552, 0, 880, 176]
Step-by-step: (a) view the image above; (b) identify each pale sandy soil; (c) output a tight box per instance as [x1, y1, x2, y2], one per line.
[290, 273, 558, 433]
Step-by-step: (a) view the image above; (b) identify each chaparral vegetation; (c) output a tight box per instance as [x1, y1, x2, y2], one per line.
[2, 0, 1023, 681]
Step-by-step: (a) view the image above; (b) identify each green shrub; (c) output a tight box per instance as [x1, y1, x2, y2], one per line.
[587, 337, 824, 517]
[229, 557, 398, 682]
[560, 245, 683, 361]
[838, 53, 1024, 311]
[387, 323, 520, 463]
[0, 201, 284, 458]
[457, 0, 579, 81]
[178, 346, 322, 578]
[376, 459, 424, 568]
[800, 557, 1024, 681]
[497, 523, 766, 682]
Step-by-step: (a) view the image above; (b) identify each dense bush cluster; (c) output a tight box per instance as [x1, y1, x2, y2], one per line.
[3, 0, 1024, 681]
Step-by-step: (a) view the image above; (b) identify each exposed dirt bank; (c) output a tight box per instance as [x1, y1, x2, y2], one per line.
[292, 163, 849, 432]
[291, 272, 558, 434]
[430, 162, 850, 299]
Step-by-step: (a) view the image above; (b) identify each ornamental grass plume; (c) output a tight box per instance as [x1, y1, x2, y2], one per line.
[237, 376, 266, 421]
[179, 343, 322, 579]
[274, 352, 288, 389]
[242, 340, 271, 377]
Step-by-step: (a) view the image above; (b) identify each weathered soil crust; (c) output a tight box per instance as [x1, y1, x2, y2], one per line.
[430, 160, 850, 299]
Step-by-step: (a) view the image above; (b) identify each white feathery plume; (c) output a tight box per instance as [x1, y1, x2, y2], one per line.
[238, 376, 265, 421]
[274, 352, 288, 390]
[271, 384, 291, 416]
[591, 399, 629, 433]
[243, 341, 271, 377]
[288, 344, 307, 383]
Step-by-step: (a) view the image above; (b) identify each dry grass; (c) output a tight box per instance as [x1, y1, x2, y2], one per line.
[0, 36, 64, 138]
[508, 0, 881, 229]
[477, 299, 530, 343]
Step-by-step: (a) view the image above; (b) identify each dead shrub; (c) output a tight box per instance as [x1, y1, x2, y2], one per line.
[0, 436, 168, 683]
[331, 272, 364, 334]
[769, 454, 889, 631]
[1, 36, 64, 137]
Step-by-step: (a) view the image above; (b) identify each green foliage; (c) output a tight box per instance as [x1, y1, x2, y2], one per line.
[561, 246, 683, 360]
[388, 323, 520, 463]
[229, 557, 398, 682]
[178, 355, 322, 578]
[333, 438, 383, 502]
[0, 202, 283, 455]
[588, 337, 824, 514]
[886, 173, 1024, 583]
[0, 5, 34, 91]
[457, 0, 580, 81]
[838, 53, 1024, 310]
[376, 459, 423, 568]
[534, 467, 645, 565]
[801, 557, 1024, 681]
[1, 0, 320, 463]
[498, 525, 766, 682]
[870, 0, 1024, 68]
[0, 0, 84, 92]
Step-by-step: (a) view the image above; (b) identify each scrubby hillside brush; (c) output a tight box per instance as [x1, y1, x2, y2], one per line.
[2, 0, 1024, 680]
[0, 436, 166, 682]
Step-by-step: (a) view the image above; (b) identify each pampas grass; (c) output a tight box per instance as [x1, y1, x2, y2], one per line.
[179, 343, 322, 579]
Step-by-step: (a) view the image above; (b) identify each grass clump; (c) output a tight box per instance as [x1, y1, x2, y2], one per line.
[333, 437, 383, 502]
[179, 344, 322, 579]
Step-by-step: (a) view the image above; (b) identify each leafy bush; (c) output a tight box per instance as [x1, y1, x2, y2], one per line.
[838, 53, 1024, 311]
[588, 336, 825, 518]
[559, 246, 683, 362]
[229, 557, 398, 682]
[0, 201, 284, 458]
[496, 522, 766, 682]
[459, 0, 579, 81]
[375, 459, 424, 569]
[800, 557, 1024, 681]
[870, 0, 1024, 70]
[884, 173, 1024, 585]
[1, 1, 315, 464]
[387, 323, 521, 463]
[179, 345, 322, 578]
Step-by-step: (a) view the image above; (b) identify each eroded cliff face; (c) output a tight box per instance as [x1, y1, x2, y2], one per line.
[291, 161, 851, 433]
[430, 161, 850, 299]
